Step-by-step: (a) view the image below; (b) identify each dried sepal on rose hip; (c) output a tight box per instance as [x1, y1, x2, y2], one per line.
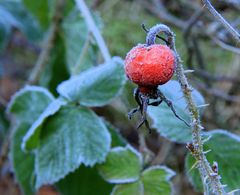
[125, 24, 189, 133]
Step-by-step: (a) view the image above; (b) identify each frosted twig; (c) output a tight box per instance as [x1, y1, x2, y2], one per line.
[75, 0, 111, 62]
[146, 24, 227, 195]
[202, 0, 240, 44]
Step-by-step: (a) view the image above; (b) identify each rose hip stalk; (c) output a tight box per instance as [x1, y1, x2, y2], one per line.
[124, 24, 189, 133]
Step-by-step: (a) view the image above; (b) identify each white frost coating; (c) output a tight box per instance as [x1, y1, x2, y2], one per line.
[111, 145, 143, 168]
[21, 98, 67, 151]
[56, 58, 118, 101]
[57, 57, 126, 107]
[6, 85, 54, 115]
[126, 144, 143, 167]
[149, 107, 191, 143]
[110, 182, 144, 195]
[142, 165, 176, 195]
[205, 129, 240, 142]
[160, 80, 205, 108]
[142, 165, 176, 181]
[105, 176, 139, 184]
[148, 80, 205, 143]
[80, 112, 111, 166]
[35, 107, 111, 188]
[99, 145, 142, 184]
[228, 189, 240, 195]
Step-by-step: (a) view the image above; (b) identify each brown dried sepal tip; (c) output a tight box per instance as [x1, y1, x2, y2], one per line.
[212, 161, 218, 174]
[186, 142, 195, 153]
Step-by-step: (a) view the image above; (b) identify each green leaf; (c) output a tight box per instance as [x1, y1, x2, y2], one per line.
[35, 105, 111, 188]
[98, 145, 142, 183]
[57, 166, 113, 195]
[22, 98, 67, 151]
[57, 57, 126, 107]
[148, 80, 205, 143]
[111, 181, 143, 195]
[186, 130, 240, 192]
[141, 166, 175, 195]
[22, 0, 50, 29]
[10, 123, 35, 195]
[62, 9, 100, 75]
[7, 86, 54, 123]
[111, 166, 175, 195]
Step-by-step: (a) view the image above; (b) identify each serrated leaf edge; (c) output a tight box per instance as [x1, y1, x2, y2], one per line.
[9, 122, 35, 195]
[34, 107, 111, 188]
[205, 129, 240, 142]
[6, 85, 54, 115]
[98, 145, 143, 184]
[110, 181, 144, 195]
[141, 165, 176, 181]
[21, 98, 67, 151]
[57, 57, 126, 107]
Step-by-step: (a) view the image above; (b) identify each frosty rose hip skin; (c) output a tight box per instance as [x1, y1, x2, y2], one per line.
[125, 24, 189, 133]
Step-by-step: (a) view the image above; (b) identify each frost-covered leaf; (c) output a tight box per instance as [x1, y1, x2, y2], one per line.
[111, 181, 143, 195]
[57, 57, 126, 107]
[57, 166, 113, 195]
[7, 86, 54, 123]
[98, 145, 142, 183]
[10, 123, 35, 195]
[111, 166, 175, 195]
[186, 130, 240, 192]
[35, 105, 111, 188]
[141, 166, 175, 195]
[148, 80, 205, 143]
[62, 9, 100, 75]
[22, 98, 67, 151]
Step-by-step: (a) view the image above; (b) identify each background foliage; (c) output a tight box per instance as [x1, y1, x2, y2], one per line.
[0, 0, 239, 195]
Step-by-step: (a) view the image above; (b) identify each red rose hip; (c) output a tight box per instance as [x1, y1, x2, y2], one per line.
[125, 24, 189, 133]
[124, 44, 175, 89]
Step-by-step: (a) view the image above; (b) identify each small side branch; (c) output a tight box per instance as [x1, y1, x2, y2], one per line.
[75, 0, 111, 62]
[202, 0, 240, 44]
[28, 0, 65, 84]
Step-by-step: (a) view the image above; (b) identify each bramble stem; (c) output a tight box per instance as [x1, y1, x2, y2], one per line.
[202, 0, 240, 44]
[146, 24, 226, 195]
[75, 0, 111, 62]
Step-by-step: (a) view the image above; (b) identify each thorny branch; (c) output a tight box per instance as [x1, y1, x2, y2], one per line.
[146, 0, 240, 105]
[146, 24, 226, 195]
